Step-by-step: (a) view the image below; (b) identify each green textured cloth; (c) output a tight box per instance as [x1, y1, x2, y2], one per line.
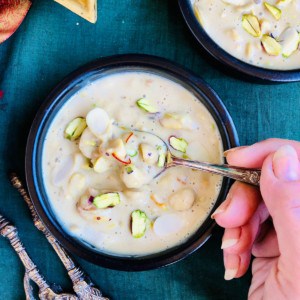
[0, 0, 299, 299]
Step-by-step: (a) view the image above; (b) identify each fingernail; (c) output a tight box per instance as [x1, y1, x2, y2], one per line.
[221, 239, 238, 249]
[273, 145, 300, 181]
[211, 207, 225, 219]
[211, 192, 233, 219]
[224, 146, 247, 157]
[224, 268, 237, 280]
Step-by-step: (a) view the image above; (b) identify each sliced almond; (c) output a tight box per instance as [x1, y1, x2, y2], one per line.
[67, 173, 86, 196]
[106, 138, 127, 160]
[52, 155, 74, 187]
[139, 143, 159, 165]
[245, 42, 254, 58]
[153, 214, 185, 237]
[86, 108, 110, 137]
[278, 27, 300, 57]
[93, 156, 111, 173]
[79, 128, 99, 158]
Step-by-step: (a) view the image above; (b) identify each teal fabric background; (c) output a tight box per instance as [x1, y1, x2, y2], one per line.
[0, 0, 299, 299]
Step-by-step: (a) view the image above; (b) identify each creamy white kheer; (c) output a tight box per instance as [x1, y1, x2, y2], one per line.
[192, 0, 300, 70]
[42, 71, 223, 256]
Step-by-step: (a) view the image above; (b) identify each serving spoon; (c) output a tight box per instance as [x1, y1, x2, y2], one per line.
[162, 152, 261, 186]
[120, 127, 261, 186]
[0, 213, 78, 300]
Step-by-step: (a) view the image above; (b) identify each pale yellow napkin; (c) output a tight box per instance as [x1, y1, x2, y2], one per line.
[54, 0, 97, 23]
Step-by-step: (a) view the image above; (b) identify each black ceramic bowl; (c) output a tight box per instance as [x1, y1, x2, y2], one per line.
[25, 54, 238, 271]
[178, 0, 300, 82]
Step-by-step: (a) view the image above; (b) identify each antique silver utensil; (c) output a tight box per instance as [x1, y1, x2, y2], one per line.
[164, 155, 261, 186]
[0, 213, 78, 300]
[10, 173, 108, 300]
[118, 126, 261, 186]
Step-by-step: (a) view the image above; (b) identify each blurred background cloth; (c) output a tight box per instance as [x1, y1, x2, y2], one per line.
[0, 0, 299, 299]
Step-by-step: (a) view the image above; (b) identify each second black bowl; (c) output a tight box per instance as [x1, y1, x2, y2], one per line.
[178, 0, 300, 82]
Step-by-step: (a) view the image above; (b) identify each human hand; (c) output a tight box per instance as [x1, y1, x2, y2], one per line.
[212, 139, 300, 299]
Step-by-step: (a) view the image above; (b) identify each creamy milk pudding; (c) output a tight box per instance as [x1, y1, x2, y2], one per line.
[42, 71, 223, 256]
[191, 0, 300, 70]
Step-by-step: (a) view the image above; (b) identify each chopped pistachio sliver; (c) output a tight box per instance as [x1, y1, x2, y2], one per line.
[125, 165, 134, 174]
[242, 14, 261, 37]
[166, 151, 173, 165]
[127, 149, 138, 157]
[182, 153, 190, 159]
[264, 2, 281, 20]
[157, 153, 166, 167]
[93, 192, 120, 209]
[136, 98, 158, 113]
[169, 136, 188, 153]
[65, 117, 87, 141]
[131, 210, 148, 238]
[276, 0, 292, 6]
[261, 35, 282, 56]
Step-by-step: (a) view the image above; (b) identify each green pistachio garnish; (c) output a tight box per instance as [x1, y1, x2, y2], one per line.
[276, 0, 292, 6]
[157, 153, 166, 167]
[169, 136, 188, 153]
[136, 98, 158, 113]
[261, 34, 282, 56]
[182, 153, 190, 159]
[64, 117, 87, 141]
[131, 210, 149, 238]
[127, 149, 138, 157]
[264, 2, 281, 20]
[93, 192, 120, 209]
[125, 165, 134, 174]
[242, 14, 261, 37]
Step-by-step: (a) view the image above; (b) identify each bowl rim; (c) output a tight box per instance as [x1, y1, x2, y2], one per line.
[178, 0, 300, 82]
[25, 54, 239, 271]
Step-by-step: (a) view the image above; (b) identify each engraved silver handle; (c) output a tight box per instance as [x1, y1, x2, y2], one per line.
[10, 173, 108, 300]
[169, 157, 261, 186]
[0, 214, 77, 300]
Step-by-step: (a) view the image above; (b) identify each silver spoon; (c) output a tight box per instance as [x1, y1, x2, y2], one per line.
[164, 153, 261, 186]
[10, 173, 109, 300]
[0, 213, 78, 300]
[119, 127, 261, 186]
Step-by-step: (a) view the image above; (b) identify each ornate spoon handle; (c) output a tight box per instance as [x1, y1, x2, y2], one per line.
[24, 272, 36, 300]
[170, 157, 261, 186]
[0, 214, 77, 300]
[10, 173, 108, 300]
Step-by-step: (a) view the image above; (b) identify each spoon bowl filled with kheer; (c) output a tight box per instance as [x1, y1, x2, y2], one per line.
[179, 0, 300, 82]
[25, 54, 238, 271]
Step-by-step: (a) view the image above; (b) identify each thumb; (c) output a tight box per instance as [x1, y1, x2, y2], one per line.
[260, 145, 300, 263]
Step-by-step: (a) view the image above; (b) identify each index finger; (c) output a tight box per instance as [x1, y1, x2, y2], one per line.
[225, 138, 300, 168]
